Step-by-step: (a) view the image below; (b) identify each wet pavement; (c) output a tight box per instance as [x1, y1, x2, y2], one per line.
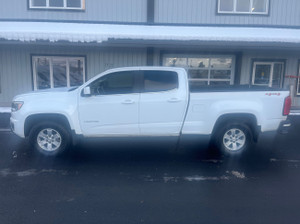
[0, 116, 300, 224]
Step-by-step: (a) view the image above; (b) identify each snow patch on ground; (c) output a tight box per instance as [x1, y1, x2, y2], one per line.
[0, 168, 68, 177]
[55, 197, 75, 203]
[17, 169, 37, 177]
[201, 160, 223, 164]
[185, 171, 246, 182]
[141, 175, 159, 182]
[12, 151, 17, 159]
[136, 170, 248, 182]
[163, 176, 179, 183]
[0, 107, 10, 113]
[229, 171, 246, 179]
[270, 158, 300, 163]
[0, 169, 37, 177]
[0, 169, 11, 177]
[184, 175, 229, 181]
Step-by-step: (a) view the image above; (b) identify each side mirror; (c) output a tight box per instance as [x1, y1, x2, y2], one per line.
[83, 86, 91, 96]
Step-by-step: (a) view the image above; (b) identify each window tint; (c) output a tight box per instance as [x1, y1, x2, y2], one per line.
[90, 71, 138, 95]
[52, 58, 67, 88]
[49, 0, 63, 7]
[252, 0, 267, 12]
[36, 58, 50, 89]
[143, 71, 178, 92]
[219, 0, 234, 12]
[32, 0, 46, 6]
[254, 64, 271, 85]
[236, 0, 250, 12]
[69, 59, 84, 86]
[67, 0, 81, 8]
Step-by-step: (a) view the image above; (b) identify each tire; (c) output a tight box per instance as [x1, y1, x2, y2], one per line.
[216, 122, 253, 156]
[29, 121, 71, 156]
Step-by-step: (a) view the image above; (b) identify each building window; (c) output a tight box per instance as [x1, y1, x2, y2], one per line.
[32, 56, 85, 90]
[163, 55, 235, 87]
[29, 0, 84, 10]
[252, 61, 284, 88]
[218, 0, 269, 14]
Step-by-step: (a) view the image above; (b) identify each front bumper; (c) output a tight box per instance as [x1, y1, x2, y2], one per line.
[10, 116, 25, 138]
[278, 119, 291, 134]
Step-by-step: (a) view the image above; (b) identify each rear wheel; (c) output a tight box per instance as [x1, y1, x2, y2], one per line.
[216, 122, 253, 155]
[29, 121, 71, 156]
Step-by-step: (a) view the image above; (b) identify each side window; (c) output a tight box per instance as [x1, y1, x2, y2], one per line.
[143, 71, 178, 92]
[89, 71, 139, 95]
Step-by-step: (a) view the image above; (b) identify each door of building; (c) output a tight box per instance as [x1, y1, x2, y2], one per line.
[252, 62, 284, 88]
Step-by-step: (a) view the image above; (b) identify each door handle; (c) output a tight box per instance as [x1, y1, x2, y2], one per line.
[168, 98, 181, 103]
[122, 99, 135, 104]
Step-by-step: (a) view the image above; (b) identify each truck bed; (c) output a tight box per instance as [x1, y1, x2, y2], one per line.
[189, 84, 288, 93]
[182, 88, 289, 135]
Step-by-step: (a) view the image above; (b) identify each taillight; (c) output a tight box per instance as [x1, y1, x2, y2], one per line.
[283, 96, 291, 116]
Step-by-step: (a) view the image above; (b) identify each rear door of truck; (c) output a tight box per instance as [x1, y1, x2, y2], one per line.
[139, 69, 189, 136]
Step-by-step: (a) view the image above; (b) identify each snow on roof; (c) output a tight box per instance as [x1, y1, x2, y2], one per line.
[0, 21, 300, 44]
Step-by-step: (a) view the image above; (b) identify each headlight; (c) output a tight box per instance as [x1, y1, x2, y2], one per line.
[11, 101, 24, 112]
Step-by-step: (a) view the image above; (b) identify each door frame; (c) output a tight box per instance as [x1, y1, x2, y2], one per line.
[296, 60, 300, 96]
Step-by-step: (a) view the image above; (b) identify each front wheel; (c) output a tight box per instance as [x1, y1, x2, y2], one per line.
[217, 123, 253, 155]
[29, 122, 71, 156]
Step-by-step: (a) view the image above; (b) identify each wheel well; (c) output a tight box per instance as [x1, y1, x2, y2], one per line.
[24, 114, 72, 137]
[212, 113, 260, 142]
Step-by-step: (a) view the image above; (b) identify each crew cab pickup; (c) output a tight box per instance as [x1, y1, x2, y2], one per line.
[10, 67, 291, 156]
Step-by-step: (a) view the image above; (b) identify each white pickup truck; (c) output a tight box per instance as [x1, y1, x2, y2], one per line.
[10, 67, 291, 156]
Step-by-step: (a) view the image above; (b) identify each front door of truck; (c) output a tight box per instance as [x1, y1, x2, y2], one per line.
[78, 71, 140, 136]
